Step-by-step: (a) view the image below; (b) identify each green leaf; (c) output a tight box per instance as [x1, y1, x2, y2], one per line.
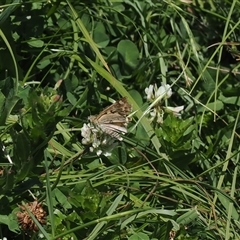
[117, 40, 139, 69]
[0, 95, 19, 126]
[129, 232, 149, 240]
[0, 213, 19, 233]
[93, 23, 109, 48]
[198, 100, 224, 112]
[27, 38, 44, 48]
[54, 188, 72, 210]
[176, 208, 200, 225]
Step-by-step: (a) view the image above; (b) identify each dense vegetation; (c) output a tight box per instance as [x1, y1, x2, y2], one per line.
[0, 0, 239, 239]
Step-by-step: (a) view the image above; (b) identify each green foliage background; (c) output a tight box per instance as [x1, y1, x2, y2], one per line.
[0, 0, 239, 239]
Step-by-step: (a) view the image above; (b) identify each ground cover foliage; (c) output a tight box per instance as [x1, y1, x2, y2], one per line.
[0, 0, 239, 239]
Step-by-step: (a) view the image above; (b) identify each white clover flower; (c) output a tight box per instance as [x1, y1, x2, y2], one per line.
[145, 83, 173, 102]
[81, 121, 116, 157]
[149, 108, 157, 119]
[96, 150, 102, 156]
[155, 83, 172, 99]
[145, 83, 184, 124]
[102, 138, 107, 145]
[164, 106, 184, 116]
[149, 108, 164, 124]
[104, 152, 112, 157]
[81, 123, 92, 144]
[82, 138, 89, 145]
[92, 138, 101, 148]
[145, 84, 154, 101]
[89, 146, 94, 153]
[156, 110, 164, 124]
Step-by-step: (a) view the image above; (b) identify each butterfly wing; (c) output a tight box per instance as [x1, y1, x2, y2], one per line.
[98, 123, 127, 140]
[89, 97, 132, 139]
[98, 97, 131, 117]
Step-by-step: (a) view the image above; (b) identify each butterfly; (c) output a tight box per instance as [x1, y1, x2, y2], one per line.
[89, 97, 132, 140]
